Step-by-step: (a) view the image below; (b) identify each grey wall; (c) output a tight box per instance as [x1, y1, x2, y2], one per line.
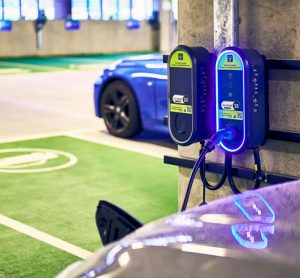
[160, 5, 178, 52]
[177, 0, 300, 208]
[0, 20, 156, 57]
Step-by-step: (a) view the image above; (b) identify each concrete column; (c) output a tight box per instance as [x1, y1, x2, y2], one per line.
[177, 0, 300, 209]
[213, 0, 239, 51]
[160, 0, 178, 52]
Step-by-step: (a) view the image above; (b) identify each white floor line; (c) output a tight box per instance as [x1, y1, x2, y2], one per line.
[67, 132, 178, 159]
[0, 128, 100, 144]
[0, 214, 93, 260]
[0, 127, 177, 159]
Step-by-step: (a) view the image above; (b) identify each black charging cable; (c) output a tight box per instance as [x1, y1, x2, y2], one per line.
[200, 152, 228, 191]
[181, 127, 237, 211]
[181, 148, 209, 211]
[226, 148, 262, 194]
[198, 143, 227, 206]
[198, 142, 207, 206]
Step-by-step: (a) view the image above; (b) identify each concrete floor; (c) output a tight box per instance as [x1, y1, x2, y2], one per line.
[0, 70, 177, 158]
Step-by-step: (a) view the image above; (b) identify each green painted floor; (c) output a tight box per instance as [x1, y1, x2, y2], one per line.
[0, 136, 177, 277]
[0, 225, 78, 278]
[0, 53, 154, 74]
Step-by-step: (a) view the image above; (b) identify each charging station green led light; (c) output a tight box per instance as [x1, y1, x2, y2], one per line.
[168, 45, 214, 146]
[216, 47, 267, 153]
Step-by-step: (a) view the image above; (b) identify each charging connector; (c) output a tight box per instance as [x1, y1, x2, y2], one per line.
[204, 127, 237, 152]
[199, 126, 237, 193]
[181, 127, 237, 211]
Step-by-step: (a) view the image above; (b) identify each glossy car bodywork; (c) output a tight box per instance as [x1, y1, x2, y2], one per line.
[59, 181, 300, 277]
[94, 54, 168, 134]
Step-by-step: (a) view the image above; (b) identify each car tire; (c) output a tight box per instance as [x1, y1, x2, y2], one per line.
[100, 80, 141, 138]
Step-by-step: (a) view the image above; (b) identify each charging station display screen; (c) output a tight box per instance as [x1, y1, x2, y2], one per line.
[216, 51, 245, 152]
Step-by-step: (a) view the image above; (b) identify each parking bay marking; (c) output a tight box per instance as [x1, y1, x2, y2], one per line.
[0, 213, 93, 259]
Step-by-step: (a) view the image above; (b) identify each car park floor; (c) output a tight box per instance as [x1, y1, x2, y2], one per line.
[0, 56, 177, 277]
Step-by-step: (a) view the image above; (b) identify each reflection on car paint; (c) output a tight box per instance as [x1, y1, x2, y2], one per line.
[106, 235, 193, 265]
[231, 223, 275, 249]
[165, 214, 204, 228]
[233, 192, 275, 223]
[145, 63, 167, 69]
[231, 192, 275, 249]
[77, 235, 194, 277]
[130, 72, 167, 79]
[199, 213, 241, 225]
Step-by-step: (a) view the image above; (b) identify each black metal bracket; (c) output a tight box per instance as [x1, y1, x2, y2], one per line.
[268, 130, 300, 143]
[267, 59, 300, 70]
[164, 155, 298, 185]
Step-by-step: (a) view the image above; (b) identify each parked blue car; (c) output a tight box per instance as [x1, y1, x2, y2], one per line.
[94, 54, 168, 137]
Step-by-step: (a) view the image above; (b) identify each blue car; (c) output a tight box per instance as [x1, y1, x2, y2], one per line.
[94, 54, 168, 137]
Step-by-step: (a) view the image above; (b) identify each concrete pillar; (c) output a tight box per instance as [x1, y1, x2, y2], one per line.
[177, 0, 300, 209]
[160, 0, 178, 52]
[213, 0, 239, 51]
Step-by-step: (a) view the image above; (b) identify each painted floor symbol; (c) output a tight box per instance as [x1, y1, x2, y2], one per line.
[0, 148, 77, 173]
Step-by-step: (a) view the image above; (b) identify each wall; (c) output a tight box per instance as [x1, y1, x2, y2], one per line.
[177, 0, 300, 209]
[0, 20, 156, 57]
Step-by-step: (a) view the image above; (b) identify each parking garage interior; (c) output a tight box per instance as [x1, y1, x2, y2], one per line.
[0, 1, 300, 278]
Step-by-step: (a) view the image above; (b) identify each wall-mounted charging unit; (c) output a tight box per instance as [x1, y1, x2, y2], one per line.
[168, 45, 214, 146]
[216, 47, 266, 153]
[178, 47, 268, 211]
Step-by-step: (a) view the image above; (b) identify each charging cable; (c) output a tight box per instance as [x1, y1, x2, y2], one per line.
[198, 142, 227, 206]
[226, 148, 262, 194]
[181, 127, 236, 211]
[200, 152, 228, 191]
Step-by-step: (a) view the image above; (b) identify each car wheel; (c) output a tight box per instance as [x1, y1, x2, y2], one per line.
[100, 80, 141, 138]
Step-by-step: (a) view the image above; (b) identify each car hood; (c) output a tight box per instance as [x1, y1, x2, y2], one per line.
[58, 180, 300, 278]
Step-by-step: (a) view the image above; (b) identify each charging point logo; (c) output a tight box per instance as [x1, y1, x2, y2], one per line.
[0, 148, 77, 173]
[227, 55, 233, 62]
[178, 53, 183, 60]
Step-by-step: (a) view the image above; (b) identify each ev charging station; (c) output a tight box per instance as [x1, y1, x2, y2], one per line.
[215, 47, 267, 194]
[167, 45, 267, 210]
[216, 47, 267, 154]
[168, 45, 215, 146]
